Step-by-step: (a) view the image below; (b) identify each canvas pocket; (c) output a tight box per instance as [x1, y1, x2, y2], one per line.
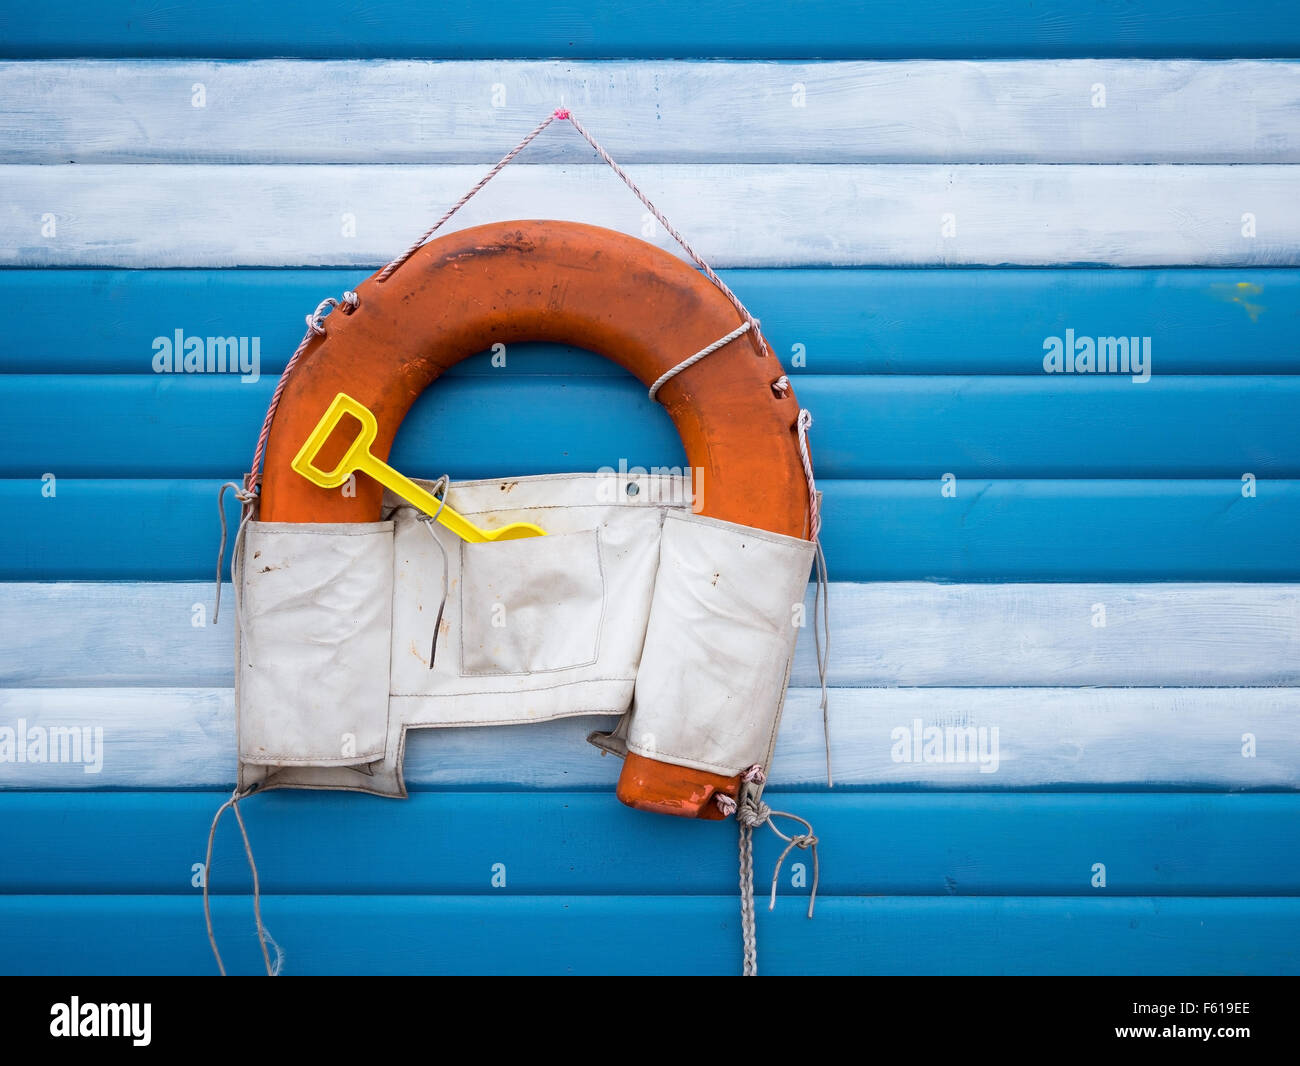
[459, 528, 606, 676]
[237, 521, 393, 766]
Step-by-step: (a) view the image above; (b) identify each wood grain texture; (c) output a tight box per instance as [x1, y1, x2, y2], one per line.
[5, 480, 1298, 581]
[5, 60, 1299, 164]
[3, 1, 1298, 60]
[5, 792, 1297, 895]
[5, 10, 1300, 986]
[5, 582, 1297, 690]
[2, 895, 1296, 975]
[6, 374, 1299, 480]
[2, 686, 1295, 790]
[6, 268, 1297, 376]
[6, 163, 1298, 268]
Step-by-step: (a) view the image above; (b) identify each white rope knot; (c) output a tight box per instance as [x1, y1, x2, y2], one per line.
[741, 800, 820, 919]
[305, 291, 360, 335]
[771, 375, 791, 397]
[736, 797, 770, 828]
[713, 763, 766, 817]
[648, 320, 753, 403]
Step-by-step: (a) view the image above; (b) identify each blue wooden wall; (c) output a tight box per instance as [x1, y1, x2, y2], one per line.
[2, 4, 1299, 974]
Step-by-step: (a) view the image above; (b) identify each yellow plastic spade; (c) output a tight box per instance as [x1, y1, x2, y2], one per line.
[290, 392, 547, 542]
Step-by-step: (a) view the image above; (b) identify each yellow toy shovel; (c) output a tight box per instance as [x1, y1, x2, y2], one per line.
[290, 392, 547, 542]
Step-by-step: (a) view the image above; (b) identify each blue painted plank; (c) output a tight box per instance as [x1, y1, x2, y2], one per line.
[821, 479, 1300, 582]
[3, 2, 1299, 59]
[3, 374, 681, 479]
[3, 268, 1296, 376]
[3, 478, 1297, 581]
[1, 895, 1295, 975]
[4, 792, 1296, 896]
[5, 373, 1296, 480]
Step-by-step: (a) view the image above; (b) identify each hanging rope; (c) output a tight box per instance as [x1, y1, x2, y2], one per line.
[203, 786, 282, 976]
[241, 106, 789, 494]
[212, 480, 256, 625]
[726, 766, 820, 977]
[375, 112, 564, 284]
[416, 476, 453, 669]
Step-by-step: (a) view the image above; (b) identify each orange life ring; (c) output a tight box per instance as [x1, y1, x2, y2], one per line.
[258, 219, 811, 819]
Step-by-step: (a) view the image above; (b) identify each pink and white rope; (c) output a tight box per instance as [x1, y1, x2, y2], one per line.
[244, 107, 804, 494]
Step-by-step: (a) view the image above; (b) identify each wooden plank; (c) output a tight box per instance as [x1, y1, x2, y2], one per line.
[4, 479, 1298, 581]
[5, 60, 1300, 164]
[6, 582, 1297, 691]
[4, 792, 1297, 895]
[8, 374, 1299, 480]
[2, 687, 1296, 790]
[6, 163, 1299, 268]
[1, 895, 1296, 976]
[3, 2, 1298, 60]
[819, 479, 1300, 582]
[5, 268, 1297, 377]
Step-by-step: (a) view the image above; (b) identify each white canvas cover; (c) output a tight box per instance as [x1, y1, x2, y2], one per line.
[235, 472, 813, 798]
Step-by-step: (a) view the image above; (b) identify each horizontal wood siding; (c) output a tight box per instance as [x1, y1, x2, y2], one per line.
[7, 163, 1299, 267]
[4, 3, 1299, 59]
[5, 60, 1300, 164]
[2, 35, 1298, 974]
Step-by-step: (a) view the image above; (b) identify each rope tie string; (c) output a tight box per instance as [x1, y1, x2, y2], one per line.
[725, 766, 820, 977]
[795, 409, 832, 787]
[203, 786, 282, 976]
[647, 320, 754, 403]
[306, 291, 359, 336]
[795, 410, 821, 542]
[740, 800, 820, 920]
[375, 111, 564, 284]
[416, 476, 453, 669]
[562, 110, 771, 360]
[247, 289, 359, 495]
[213, 481, 257, 625]
[738, 811, 759, 976]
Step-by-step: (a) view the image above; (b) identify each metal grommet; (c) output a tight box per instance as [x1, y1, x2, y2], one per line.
[625, 481, 640, 496]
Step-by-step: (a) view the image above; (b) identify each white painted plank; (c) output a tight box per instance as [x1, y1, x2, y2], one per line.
[2, 686, 1295, 789]
[0, 687, 234, 788]
[3, 582, 1297, 689]
[5, 163, 1297, 267]
[801, 582, 1300, 687]
[3, 60, 1298, 164]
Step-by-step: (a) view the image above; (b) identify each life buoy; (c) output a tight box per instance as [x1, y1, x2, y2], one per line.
[258, 219, 811, 818]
